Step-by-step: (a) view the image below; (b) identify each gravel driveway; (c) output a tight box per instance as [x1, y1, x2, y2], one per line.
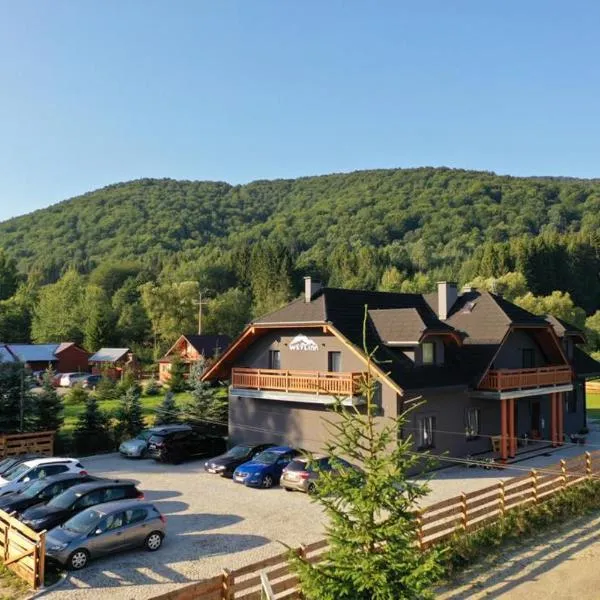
[40, 453, 326, 600]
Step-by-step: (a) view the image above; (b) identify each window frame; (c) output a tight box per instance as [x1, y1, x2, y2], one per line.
[327, 351, 342, 372]
[421, 342, 436, 366]
[465, 407, 480, 441]
[522, 348, 536, 369]
[268, 350, 281, 370]
[418, 416, 436, 450]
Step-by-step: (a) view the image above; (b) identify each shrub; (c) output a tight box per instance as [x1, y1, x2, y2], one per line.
[144, 378, 160, 396]
[94, 376, 118, 401]
[64, 384, 88, 405]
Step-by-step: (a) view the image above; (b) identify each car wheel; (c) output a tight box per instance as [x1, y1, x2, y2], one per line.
[284, 487, 293, 492]
[307, 482, 317, 495]
[261, 474, 274, 489]
[68, 549, 89, 570]
[145, 531, 163, 552]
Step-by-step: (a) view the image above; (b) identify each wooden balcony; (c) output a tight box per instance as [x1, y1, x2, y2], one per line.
[479, 366, 572, 392]
[231, 368, 365, 396]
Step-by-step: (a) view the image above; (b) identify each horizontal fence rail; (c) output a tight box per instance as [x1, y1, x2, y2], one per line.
[479, 366, 573, 391]
[151, 450, 600, 600]
[0, 431, 54, 458]
[231, 368, 365, 396]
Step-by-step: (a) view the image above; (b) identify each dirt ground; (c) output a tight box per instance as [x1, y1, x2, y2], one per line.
[438, 510, 600, 599]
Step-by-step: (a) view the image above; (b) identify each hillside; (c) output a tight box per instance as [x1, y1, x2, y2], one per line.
[2, 167, 600, 279]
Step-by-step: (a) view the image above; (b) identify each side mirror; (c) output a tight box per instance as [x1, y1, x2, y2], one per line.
[21, 477, 30, 483]
[94, 529, 103, 536]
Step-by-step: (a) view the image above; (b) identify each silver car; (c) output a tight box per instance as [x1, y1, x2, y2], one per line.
[45, 500, 166, 570]
[119, 425, 186, 458]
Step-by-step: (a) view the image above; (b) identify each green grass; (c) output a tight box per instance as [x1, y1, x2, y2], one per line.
[0, 563, 30, 599]
[587, 391, 600, 422]
[61, 391, 192, 434]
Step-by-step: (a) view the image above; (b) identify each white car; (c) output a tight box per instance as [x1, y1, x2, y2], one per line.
[59, 373, 88, 387]
[0, 458, 87, 495]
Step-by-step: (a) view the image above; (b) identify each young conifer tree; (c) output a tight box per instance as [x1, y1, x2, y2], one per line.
[290, 310, 442, 600]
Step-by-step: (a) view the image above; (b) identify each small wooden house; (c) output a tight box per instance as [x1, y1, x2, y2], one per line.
[159, 334, 231, 383]
[89, 348, 138, 381]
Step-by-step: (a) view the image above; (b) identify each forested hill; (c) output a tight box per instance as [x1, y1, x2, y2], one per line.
[2, 167, 600, 281]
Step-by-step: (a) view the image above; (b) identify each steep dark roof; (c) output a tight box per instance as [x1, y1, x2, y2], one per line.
[368, 308, 427, 343]
[184, 334, 231, 357]
[253, 292, 327, 324]
[545, 315, 585, 339]
[572, 347, 600, 378]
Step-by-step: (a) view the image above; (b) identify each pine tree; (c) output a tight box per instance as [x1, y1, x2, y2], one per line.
[186, 361, 227, 425]
[0, 362, 36, 432]
[73, 395, 113, 455]
[34, 370, 64, 431]
[64, 383, 88, 405]
[154, 391, 180, 425]
[168, 354, 188, 393]
[115, 387, 145, 442]
[94, 374, 118, 400]
[290, 313, 442, 600]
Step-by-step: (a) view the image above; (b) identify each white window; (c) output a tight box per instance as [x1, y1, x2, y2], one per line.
[268, 350, 281, 370]
[418, 416, 435, 449]
[465, 408, 480, 440]
[328, 351, 342, 372]
[422, 342, 435, 365]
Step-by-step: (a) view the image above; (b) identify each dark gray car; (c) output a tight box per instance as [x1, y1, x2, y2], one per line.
[45, 500, 166, 570]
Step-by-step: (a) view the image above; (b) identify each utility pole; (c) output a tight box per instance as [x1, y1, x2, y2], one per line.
[198, 290, 210, 335]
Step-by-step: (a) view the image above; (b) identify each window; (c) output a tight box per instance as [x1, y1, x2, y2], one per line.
[522, 349, 535, 368]
[103, 486, 128, 502]
[74, 490, 103, 510]
[565, 391, 577, 414]
[418, 416, 436, 449]
[422, 343, 436, 366]
[125, 508, 147, 525]
[268, 350, 281, 370]
[328, 351, 342, 372]
[465, 408, 480, 440]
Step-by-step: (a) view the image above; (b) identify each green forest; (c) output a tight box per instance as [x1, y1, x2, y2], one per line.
[2, 166, 600, 362]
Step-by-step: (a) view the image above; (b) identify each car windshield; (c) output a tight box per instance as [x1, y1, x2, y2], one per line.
[48, 488, 80, 509]
[62, 508, 103, 535]
[21, 479, 52, 498]
[4, 464, 30, 481]
[136, 431, 152, 441]
[225, 446, 251, 459]
[254, 451, 282, 465]
[0, 458, 20, 473]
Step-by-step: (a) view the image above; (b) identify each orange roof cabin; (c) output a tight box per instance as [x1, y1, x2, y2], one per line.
[159, 334, 231, 383]
[89, 348, 137, 381]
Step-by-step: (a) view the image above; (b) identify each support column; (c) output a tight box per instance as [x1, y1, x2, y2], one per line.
[551, 393, 557, 447]
[500, 398, 508, 462]
[508, 397, 516, 458]
[557, 392, 564, 446]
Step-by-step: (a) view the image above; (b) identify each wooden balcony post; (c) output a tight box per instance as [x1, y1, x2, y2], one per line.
[551, 393, 557, 447]
[316, 371, 320, 396]
[500, 398, 508, 462]
[508, 398, 515, 458]
[557, 391, 564, 445]
[257, 369, 261, 391]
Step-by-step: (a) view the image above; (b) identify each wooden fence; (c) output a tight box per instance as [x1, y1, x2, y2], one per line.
[151, 450, 600, 600]
[0, 508, 45, 589]
[0, 431, 54, 458]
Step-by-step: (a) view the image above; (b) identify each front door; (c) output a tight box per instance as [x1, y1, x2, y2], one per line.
[531, 400, 541, 437]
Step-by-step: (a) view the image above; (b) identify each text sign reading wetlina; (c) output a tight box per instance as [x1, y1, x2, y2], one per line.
[289, 334, 319, 352]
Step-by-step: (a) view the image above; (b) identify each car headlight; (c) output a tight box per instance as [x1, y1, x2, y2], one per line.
[214, 465, 225, 471]
[47, 542, 68, 551]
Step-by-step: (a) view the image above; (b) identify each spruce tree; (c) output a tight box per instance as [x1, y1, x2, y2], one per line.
[290, 314, 442, 600]
[34, 370, 64, 430]
[168, 354, 188, 393]
[73, 395, 112, 455]
[94, 374, 118, 400]
[115, 387, 145, 441]
[186, 360, 227, 425]
[64, 383, 88, 405]
[154, 391, 180, 425]
[0, 362, 36, 432]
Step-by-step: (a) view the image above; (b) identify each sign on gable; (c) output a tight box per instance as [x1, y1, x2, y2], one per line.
[289, 334, 319, 352]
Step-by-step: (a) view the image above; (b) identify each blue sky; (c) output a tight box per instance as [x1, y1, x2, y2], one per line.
[1, 1, 599, 221]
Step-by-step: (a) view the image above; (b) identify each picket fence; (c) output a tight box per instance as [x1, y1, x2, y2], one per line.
[150, 450, 600, 600]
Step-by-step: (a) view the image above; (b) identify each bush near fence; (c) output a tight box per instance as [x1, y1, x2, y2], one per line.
[149, 450, 600, 600]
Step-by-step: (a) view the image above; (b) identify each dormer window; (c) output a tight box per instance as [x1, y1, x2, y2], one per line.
[422, 342, 436, 366]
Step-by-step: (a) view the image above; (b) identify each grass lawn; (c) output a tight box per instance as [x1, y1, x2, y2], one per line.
[587, 391, 600, 421]
[62, 391, 192, 434]
[0, 563, 30, 600]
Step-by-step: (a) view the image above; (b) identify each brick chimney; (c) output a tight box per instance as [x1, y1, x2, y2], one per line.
[304, 276, 322, 303]
[437, 281, 458, 320]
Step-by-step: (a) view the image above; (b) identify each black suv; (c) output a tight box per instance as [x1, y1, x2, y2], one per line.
[147, 425, 226, 464]
[20, 479, 142, 532]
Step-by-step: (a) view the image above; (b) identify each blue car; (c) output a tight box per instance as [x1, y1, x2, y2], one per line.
[232, 446, 303, 489]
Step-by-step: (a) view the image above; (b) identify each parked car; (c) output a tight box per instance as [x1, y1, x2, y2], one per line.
[20, 479, 142, 532]
[30, 370, 46, 386]
[60, 373, 89, 388]
[204, 443, 276, 477]
[233, 446, 303, 489]
[0, 458, 87, 496]
[0, 473, 97, 516]
[119, 425, 181, 459]
[45, 500, 166, 570]
[281, 455, 356, 494]
[147, 425, 227, 464]
[81, 374, 103, 390]
[0, 454, 44, 477]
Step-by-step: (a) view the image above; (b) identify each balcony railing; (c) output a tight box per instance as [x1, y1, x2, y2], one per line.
[479, 366, 572, 392]
[231, 368, 365, 396]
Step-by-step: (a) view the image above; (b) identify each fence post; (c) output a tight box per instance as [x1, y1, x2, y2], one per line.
[298, 543, 307, 561]
[560, 459, 567, 489]
[222, 568, 234, 600]
[531, 469, 538, 504]
[460, 492, 468, 531]
[37, 531, 45, 591]
[586, 451, 592, 478]
[498, 480, 506, 517]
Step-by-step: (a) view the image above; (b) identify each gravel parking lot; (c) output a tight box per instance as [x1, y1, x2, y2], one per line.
[41, 452, 327, 600]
